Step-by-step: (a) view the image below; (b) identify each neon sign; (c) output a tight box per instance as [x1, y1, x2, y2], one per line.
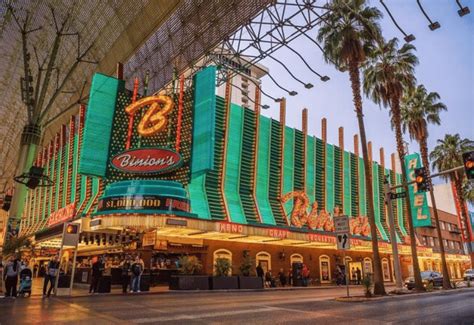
[125, 95, 174, 137]
[111, 147, 182, 174]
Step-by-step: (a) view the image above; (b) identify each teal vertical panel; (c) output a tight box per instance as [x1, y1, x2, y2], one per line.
[282, 127, 295, 216]
[358, 157, 367, 216]
[372, 163, 388, 240]
[79, 73, 123, 177]
[191, 66, 217, 177]
[188, 174, 211, 219]
[223, 104, 246, 224]
[396, 173, 407, 235]
[70, 135, 78, 203]
[305, 136, 316, 205]
[48, 155, 55, 217]
[255, 117, 276, 225]
[343, 151, 352, 216]
[326, 144, 335, 213]
[55, 152, 61, 211]
[62, 143, 69, 207]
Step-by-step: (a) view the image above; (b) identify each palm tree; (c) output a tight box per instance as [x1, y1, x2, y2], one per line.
[362, 37, 425, 291]
[400, 84, 451, 289]
[317, 0, 386, 295]
[431, 134, 474, 266]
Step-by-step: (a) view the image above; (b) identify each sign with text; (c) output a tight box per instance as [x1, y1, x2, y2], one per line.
[404, 153, 432, 227]
[48, 203, 76, 227]
[97, 195, 190, 213]
[111, 147, 182, 174]
[334, 215, 350, 234]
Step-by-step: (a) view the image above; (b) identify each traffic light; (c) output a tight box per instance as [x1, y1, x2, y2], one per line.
[66, 223, 79, 234]
[414, 167, 430, 192]
[463, 151, 474, 180]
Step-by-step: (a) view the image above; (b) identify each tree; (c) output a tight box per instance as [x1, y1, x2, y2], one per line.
[317, 0, 386, 295]
[430, 134, 474, 264]
[400, 84, 451, 289]
[362, 37, 425, 291]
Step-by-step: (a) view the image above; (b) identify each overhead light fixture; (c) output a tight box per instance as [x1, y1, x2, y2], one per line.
[458, 6, 470, 16]
[304, 83, 314, 89]
[288, 91, 298, 96]
[261, 104, 270, 109]
[274, 98, 283, 103]
[320, 76, 330, 82]
[404, 34, 416, 43]
[429, 21, 440, 30]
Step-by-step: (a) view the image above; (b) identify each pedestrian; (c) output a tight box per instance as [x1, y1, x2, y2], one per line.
[4, 256, 21, 298]
[130, 256, 144, 293]
[120, 256, 131, 294]
[356, 267, 362, 285]
[278, 268, 287, 287]
[89, 256, 104, 294]
[351, 267, 356, 284]
[256, 262, 264, 286]
[302, 264, 310, 287]
[288, 268, 293, 286]
[0, 259, 4, 296]
[42, 255, 60, 298]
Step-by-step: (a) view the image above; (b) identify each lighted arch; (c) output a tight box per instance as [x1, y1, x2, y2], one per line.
[213, 249, 233, 275]
[290, 253, 303, 266]
[319, 255, 331, 283]
[381, 258, 391, 281]
[256, 251, 272, 272]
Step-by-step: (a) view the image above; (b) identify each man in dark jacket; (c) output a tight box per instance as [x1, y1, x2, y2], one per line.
[43, 255, 60, 297]
[89, 256, 104, 294]
[4, 256, 21, 298]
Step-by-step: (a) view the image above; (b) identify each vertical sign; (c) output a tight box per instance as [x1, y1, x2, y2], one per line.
[404, 153, 432, 227]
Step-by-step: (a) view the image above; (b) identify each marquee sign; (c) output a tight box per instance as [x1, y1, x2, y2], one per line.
[97, 195, 190, 213]
[110, 147, 182, 174]
[48, 203, 76, 227]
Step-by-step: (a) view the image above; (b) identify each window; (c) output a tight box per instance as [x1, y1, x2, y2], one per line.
[290, 253, 303, 266]
[382, 258, 391, 281]
[429, 237, 434, 247]
[422, 236, 428, 246]
[443, 239, 448, 247]
[319, 255, 331, 283]
[446, 223, 452, 231]
[440, 221, 445, 230]
[363, 258, 373, 275]
[213, 249, 232, 275]
[256, 251, 272, 273]
[449, 241, 455, 249]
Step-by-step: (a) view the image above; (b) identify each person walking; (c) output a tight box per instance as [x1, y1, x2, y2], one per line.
[288, 268, 293, 286]
[42, 255, 60, 298]
[302, 264, 310, 287]
[130, 256, 144, 293]
[4, 256, 21, 298]
[256, 263, 264, 286]
[120, 256, 131, 294]
[89, 256, 104, 294]
[0, 259, 4, 297]
[278, 268, 287, 287]
[356, 267, 362, 285]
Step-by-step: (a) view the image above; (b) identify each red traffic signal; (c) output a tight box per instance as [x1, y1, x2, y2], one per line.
[463, 151, 474, 180]
[414, 167, 430, 192]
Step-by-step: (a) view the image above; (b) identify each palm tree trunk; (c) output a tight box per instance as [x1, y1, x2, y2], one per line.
[419, 135, 451, 289]
[453, 173, 473, 264]
[348, 61, 385, 295]
[391, 96, 424, 291]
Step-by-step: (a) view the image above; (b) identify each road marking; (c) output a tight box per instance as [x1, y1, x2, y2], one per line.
[132, 307, 275, 323]
[54, 298, 125, 323]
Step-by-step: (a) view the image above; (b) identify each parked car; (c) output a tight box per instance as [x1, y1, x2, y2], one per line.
[463, 269, 474, 281]
[404, 271, 443, 290]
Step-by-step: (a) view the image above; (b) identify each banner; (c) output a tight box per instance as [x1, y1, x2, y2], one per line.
[404, 153, 432, 227]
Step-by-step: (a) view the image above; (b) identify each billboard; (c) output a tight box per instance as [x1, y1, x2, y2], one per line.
[404, 153, 432, 227]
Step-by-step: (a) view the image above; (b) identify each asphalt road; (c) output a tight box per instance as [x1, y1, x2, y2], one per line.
[1, 287, 473, 324]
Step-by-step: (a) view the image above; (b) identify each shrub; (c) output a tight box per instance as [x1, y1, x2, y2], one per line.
[239, 254, 254, 276]
[426, 281, 434, 292]
[467, 280, 471, 288]
[178, 255, 202, 275]
[214, 258, 232, 277]
[361, 273, 373, 297]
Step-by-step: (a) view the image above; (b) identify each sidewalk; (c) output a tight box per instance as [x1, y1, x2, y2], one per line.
[27, 277, 397, 298]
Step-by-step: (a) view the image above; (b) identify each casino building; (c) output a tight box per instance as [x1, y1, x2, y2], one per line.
[15, 64, 471, 285]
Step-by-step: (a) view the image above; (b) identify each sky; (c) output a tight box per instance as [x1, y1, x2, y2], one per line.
[256, 0, 473, 175]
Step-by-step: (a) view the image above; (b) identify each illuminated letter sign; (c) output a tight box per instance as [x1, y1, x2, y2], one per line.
[111, 147, 182, 174]
[125, 95, 174, 137]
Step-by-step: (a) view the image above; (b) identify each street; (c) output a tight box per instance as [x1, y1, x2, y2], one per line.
[1, 287, 473, 324]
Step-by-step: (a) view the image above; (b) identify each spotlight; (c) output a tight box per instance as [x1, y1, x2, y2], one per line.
[458, 6, 470, 16]
[288, 91, 298, 96]
[428, 21, 440, 30]
[320, 76, 330, 82]
[304, 83, 314, 89]
[404, 34, 416, 43]
[274, 98, 283, 103]
[261, 104, 270, 110]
